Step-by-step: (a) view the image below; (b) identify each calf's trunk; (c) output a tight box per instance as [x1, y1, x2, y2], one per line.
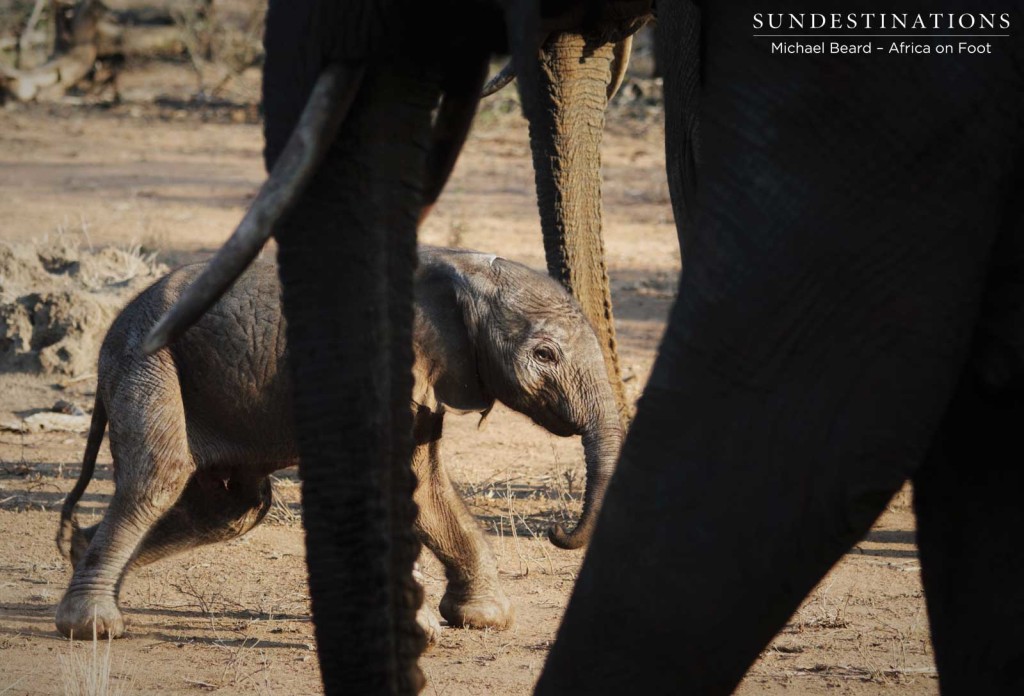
[550, 374, 623, 550]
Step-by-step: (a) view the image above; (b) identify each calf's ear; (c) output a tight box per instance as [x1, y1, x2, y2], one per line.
[415, 266, 493, 412]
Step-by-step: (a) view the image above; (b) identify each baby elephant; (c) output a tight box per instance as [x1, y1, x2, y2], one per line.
[56, 246, 622, 640]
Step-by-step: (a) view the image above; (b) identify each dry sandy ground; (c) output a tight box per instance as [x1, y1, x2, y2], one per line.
[0, 90, 937, 694]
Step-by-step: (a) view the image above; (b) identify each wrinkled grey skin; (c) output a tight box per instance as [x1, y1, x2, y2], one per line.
[54, 246, 621, 641]
[536, 3, 1024, 694]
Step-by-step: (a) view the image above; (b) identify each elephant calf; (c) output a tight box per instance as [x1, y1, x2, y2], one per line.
[55, 246, 622, 640]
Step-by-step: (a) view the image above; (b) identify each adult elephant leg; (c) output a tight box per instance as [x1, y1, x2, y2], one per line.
[914, 363, 1024, 689]
[270, 62, 439, 693]
[538, 2, 1016, 689]
[526, 32, 629, 426]
[410, 415, 513, 630]
[538, 226, 993, 696]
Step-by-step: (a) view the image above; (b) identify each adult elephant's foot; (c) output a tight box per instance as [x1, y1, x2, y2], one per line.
[55, 592, 125, 639]
[417, 605, 443, 646]
[439, 584, 514, 630]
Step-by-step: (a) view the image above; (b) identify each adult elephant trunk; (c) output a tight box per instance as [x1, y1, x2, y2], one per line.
[550, 368, 624, 550]
[268, 62, 435, 692]
[526, 32, 631, 428]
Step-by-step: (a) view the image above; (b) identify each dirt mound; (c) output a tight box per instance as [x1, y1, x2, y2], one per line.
[0, 237, 167, 376]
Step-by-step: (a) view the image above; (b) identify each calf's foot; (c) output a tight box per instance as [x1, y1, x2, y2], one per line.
[440, 585, 514, 630]
[55, 592, 125, 639]
[417, 605, 443, 646]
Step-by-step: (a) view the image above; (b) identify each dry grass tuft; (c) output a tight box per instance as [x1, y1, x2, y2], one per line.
[58, 617, 135, 696]
[264, 476, 301, 526]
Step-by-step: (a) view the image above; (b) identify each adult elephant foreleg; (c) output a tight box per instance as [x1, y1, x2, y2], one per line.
[269, 62, 440, 694]
[526, 33, 630, 426]
[914, 359, 1024, 691]
[537, 1, 1014, 686]
[410, 411, 513, 630]
[537, 212, 996, 695]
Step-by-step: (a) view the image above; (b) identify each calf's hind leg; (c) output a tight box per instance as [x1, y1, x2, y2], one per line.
[56, 377, 192, 639]
[72, 472, 274, 569]
[131, 472, 273, 568]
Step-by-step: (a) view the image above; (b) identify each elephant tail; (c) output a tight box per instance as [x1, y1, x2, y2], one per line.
[56, 396, 107, 563]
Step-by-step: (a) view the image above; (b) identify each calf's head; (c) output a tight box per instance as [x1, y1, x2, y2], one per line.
[423, 252, 623, 550]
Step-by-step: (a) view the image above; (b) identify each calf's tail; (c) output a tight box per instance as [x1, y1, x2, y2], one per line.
[56, 396, 107, 562]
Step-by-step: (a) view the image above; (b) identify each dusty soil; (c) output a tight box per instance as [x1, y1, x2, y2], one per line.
[0, 77, 936, 694]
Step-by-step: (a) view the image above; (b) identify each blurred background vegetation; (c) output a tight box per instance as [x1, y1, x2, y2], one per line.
[0, 0, 661, 118]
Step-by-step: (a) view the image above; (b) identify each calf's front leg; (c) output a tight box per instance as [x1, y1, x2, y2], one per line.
[411, 410, 513, 630]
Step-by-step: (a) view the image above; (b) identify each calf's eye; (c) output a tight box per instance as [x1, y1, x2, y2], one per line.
[534, 345, 557, 363]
